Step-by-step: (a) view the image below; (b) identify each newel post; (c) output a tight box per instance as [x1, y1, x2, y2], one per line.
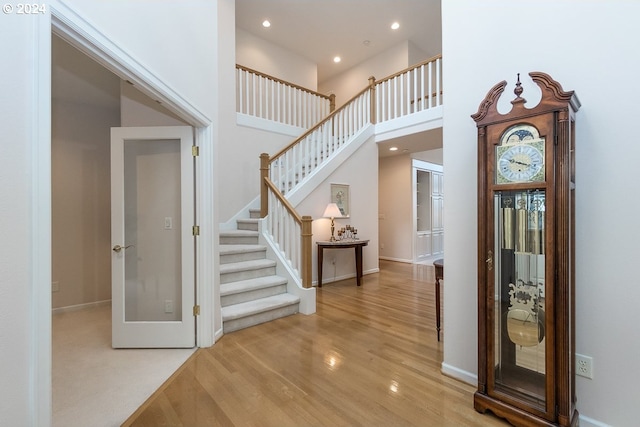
[369, 76, 377, 124]
[260, 153, 270, 218]
[329, 93, 336, 113]
[301, 215, 313, 288]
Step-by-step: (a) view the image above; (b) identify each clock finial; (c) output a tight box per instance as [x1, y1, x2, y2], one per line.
[512, 73, 526, 105]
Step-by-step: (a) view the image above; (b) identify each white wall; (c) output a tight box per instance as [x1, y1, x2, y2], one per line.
[442, 2, 640, 426]
[218, 124, 301, 222]
[230, 25, 320, 223]
[412, 148, 443, 165]
[121, 82, 187, 127]
[408, 40, 431, 68]
[51, 35, 120, 309]
[378, 155, 413, 262]
[59, 0, 218, 117]
[318, 41, 411, 108]
[0, 0, 221, 424]
[0, 14, 48, 426]
[297, 136, 380, 284]
[236, 28, 318, 90]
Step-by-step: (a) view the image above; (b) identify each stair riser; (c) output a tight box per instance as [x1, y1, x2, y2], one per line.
[237, 222, 259, 231]
[220, 235, 259, 245]
[220, 266, 276, 284]
[221, 284, 287, 307]
[223, 304, 299, 333]
[249, 210, 261, 219]
[220, 250, 266, 264]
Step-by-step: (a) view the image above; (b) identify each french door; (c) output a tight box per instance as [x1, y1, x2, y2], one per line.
[110, 126, 196, 348]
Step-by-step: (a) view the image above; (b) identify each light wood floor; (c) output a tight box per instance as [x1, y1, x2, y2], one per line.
[123, 260, 507, 427]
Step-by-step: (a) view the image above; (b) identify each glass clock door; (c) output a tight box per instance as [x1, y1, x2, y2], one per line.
[493, 189, 547, 407]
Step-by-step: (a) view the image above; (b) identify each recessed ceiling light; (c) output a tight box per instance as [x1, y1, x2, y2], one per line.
[389, 146, 398, 151]
[333, 56, 341, 63]
[391, 22, 400, 30]
[262, 20, 271, 28]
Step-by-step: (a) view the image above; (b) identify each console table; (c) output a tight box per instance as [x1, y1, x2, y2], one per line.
[316, 240, 369, 287]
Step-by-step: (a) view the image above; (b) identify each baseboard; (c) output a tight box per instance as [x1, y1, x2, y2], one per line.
[52, 299, 110, 315]
[313, 268, 379, 286]
[214, 326, 224, 343]
[379, 256, 413, 263]
[578, 414, 611, 427]
[441, 362, 610, 427]
[441, 362, 477, 386]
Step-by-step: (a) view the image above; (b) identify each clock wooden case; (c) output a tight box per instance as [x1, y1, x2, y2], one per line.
[471, 72, 580, 426]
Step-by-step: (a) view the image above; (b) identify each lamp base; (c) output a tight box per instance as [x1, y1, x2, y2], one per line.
[330, 219, 336, 241]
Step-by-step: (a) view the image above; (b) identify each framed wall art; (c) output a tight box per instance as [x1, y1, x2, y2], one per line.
[330, 183, 350, 217]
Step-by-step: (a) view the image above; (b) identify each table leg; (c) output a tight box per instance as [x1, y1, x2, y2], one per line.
[435, 276, 441, 341]
[355, 246, 363, 286]
[317, 246, 323, 288]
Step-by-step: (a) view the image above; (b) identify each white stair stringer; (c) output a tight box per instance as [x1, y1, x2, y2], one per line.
[219, 209, 301, 333]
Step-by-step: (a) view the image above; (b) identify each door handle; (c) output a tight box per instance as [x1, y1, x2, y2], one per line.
[112, 244, 134, 253]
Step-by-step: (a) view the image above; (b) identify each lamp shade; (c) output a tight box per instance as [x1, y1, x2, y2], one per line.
[323, 203, 343, 219]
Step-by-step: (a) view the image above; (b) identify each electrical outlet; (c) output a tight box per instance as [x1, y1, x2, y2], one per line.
[576, 354, 593, 379]
[164, 300, 174, 313]
[52, 281, 59, 292]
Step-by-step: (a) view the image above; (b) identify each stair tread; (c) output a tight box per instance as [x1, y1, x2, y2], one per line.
[237, 218, 259, 223]
[220, 229, 258, 236]
[221, 275, 288, 296]
[219, 258, 276, 274]
[219, 244, 266, 255]
[222, 294, 300, 320]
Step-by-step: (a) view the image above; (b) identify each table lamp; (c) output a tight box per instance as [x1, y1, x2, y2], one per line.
[323, 202, 343, 241]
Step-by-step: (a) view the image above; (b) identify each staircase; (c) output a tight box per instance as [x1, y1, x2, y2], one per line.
[219, 209, 300, 333]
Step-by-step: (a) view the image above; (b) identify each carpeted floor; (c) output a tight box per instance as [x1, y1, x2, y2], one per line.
[52, 303, 196, 427]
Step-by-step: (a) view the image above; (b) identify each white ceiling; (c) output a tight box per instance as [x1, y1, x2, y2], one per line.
[235, 0, 442, 85]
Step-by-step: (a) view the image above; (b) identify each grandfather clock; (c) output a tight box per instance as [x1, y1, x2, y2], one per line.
[472, 72, 580, 426]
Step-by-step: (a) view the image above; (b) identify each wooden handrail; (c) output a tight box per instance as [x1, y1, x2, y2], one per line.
[264, 177, 303, 223]
[269, 85, 371, 163]
[263, 176, 313, 288]
[374, 54, 442, 85]
[237, 64, 332, 101]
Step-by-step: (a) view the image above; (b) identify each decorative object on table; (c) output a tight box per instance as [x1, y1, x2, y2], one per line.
[322, 202, 343, 242]
[472, 72, 580, 427]
[330, 183, 350, 217]
[337, 224, 358, 241]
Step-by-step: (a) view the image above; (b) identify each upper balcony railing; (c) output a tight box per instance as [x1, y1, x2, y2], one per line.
[374, 55, 442, 123]
[236, 64, 335, 129]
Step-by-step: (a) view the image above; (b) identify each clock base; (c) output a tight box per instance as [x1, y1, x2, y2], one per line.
[474, 391, 578, 427]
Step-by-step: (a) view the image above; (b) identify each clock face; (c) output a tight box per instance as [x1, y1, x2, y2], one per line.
[498, 144, 544, 183]
[496, 124, 545, 183]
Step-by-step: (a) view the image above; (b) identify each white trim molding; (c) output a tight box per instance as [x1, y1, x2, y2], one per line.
[32, 12, 53, 427]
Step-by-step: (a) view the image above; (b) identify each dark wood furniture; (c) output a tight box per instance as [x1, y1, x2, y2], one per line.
[472, 72, 580, 426]
[316, 240, 369, 287]
[433, 258, 444, 342]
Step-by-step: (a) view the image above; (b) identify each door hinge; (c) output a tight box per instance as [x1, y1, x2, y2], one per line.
[192, 146, 200, 156]
[193, 305, 200, 316]
[192, 225, 200, 236]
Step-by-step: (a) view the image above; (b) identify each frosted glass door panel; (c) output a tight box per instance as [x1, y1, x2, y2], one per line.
[124, 140, 182, 322]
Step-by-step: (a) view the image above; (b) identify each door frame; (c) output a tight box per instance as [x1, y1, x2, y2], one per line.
[32, 4, 218, 423]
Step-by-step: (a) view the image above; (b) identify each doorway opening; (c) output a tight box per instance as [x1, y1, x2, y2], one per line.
[48, 8, 216, 424]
